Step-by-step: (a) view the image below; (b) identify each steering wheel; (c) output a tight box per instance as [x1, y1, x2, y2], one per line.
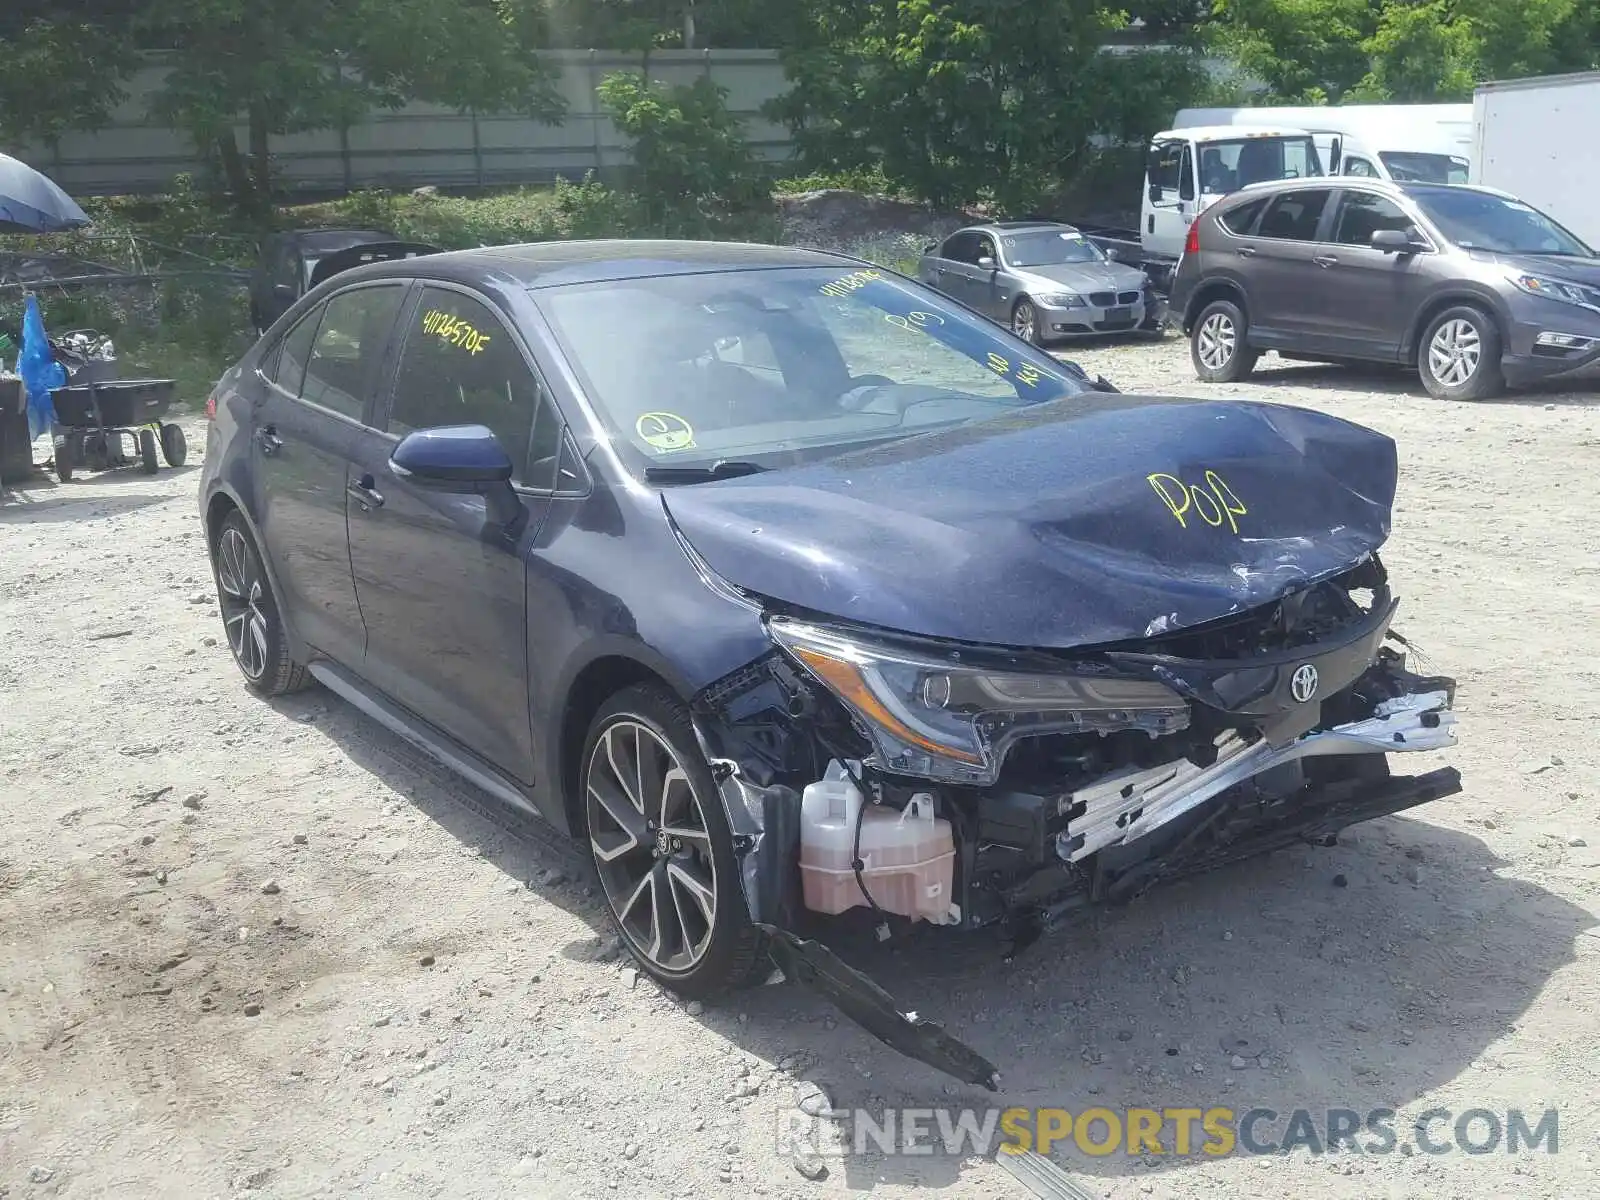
[836, 374, 896, 411]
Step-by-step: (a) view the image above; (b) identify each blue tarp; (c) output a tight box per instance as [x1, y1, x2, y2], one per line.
[19, 294, 65, 442]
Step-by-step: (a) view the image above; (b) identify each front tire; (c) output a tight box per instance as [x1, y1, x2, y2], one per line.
[1419, 305, 1504, 401]
[582, 683, 764, 998]
[1012, 297, 1044, 346]
[1190, 298, 1259, 383]
[138, 428, 160, 474]
[211, 510, 310, 696]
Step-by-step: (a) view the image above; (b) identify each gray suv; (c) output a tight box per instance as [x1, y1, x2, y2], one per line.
[1170, 178, 1600, 400]
[918, 221, 1159, 344]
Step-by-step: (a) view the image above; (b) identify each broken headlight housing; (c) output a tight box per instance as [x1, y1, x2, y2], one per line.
[768, 617, 1189, 785]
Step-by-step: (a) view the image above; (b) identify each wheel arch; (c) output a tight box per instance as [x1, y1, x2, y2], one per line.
[1403, 289, 1509, 365]
[203, 486, 307, 660]
[1183, 280, 1249, 337]
[554, 653, 681, 840]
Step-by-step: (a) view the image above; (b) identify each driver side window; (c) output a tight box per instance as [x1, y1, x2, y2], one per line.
[387, 287, 564, 490]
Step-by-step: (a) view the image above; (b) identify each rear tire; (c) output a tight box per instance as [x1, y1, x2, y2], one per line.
[581, 683, 765, 999]
[211, 510, 310, 697]
[1418, 305, 1504, 401]
[1190, 298, 1259, 383]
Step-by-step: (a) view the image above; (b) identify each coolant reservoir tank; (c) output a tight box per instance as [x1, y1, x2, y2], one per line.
[798, 765, 958, 924]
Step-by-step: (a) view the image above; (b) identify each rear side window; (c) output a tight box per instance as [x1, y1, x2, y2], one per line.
[1257, 190, 1331, 241]
[300, 285, 406, 421]
[1333, 192, 1417, 246]
[268, 309, 321, 396]
[1217, 197, 1268, 236]
[388, 287, 564, 489]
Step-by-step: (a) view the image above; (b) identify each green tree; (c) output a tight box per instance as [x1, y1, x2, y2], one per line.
[772, 0, 1209, 211]
[1208, 0, 1600, 103]
[136, 0, 564, 209]
[0, 9, 135, 146]
[596, 70, 768, 229]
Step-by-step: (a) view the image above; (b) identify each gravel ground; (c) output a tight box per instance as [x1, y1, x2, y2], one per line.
[2, 335, 1599, 1200]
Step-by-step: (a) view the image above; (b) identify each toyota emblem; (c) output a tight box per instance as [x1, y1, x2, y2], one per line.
[1290, 664, 1319, 703]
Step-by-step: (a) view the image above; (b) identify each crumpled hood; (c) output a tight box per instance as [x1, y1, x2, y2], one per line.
[1015, 261, 1147, 294]
[662, 395, 1399, 649]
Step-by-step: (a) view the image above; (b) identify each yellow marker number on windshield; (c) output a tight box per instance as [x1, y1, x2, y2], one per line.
[1148, 470, 1248, 534]
[819, 269, 882, 298]
[636, 411, 696, 453]
[422, 309, 491, 355]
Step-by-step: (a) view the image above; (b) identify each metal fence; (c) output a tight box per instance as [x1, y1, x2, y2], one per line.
[16, 49, 795, 197]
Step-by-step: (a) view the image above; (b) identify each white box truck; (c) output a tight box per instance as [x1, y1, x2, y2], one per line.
[1471, 71, 1600, 249]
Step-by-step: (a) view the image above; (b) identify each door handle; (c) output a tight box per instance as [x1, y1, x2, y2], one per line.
[346, 475, 384, 510]
[1236, 246, 1256, 257]
[255, 426, 283, 455]
[1313, 254, 1338, 267]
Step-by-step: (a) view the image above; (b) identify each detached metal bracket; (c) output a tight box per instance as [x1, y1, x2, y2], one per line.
[759, 924, 1001, 1092]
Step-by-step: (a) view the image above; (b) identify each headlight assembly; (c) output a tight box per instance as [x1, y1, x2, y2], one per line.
[1033, 292, 1086, 308]
[1510, 272, 1600, 310]
[769, 617, 1189, 785]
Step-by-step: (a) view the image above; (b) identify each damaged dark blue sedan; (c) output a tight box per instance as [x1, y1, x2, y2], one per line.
[199, 241, 1461, 1089]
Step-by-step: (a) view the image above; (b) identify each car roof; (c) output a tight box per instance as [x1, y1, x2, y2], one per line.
[1221, 177, 1515, 204]
[280, 228, 398, 250]
[956, 221, 1080, 237]
[317, 239, 858, 290]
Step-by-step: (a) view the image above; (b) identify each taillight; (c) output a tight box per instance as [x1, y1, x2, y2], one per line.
[1184, 222, 1201, 256]
[205, 392, 217, 420]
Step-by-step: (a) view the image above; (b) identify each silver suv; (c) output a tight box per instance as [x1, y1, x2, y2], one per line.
[918, 221, 1160, 344]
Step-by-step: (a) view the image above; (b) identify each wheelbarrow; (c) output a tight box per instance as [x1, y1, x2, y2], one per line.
[51, 377, 184, 480]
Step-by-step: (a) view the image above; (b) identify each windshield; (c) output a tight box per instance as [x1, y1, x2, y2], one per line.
[1198, 136, 1324, 193]
[1412, 189, 1593, 256]
[1001, 230, 1105, 268]
[1380, 152, 1469, 185]
[534, 266, 1089, 474]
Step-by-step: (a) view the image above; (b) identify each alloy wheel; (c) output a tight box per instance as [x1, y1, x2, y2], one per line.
[216, 527, 269, 681]
[1427, 318, 1481, 387]
[1196, 311, 1236, 371]
[1012, 301, 1037, 343]
[586, 719, 718, 974]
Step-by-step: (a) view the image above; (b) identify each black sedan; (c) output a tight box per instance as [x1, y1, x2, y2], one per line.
[199, 240, 1461, 1087]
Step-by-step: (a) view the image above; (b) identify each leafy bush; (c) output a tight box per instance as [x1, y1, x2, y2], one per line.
[595, 71, 772, 235]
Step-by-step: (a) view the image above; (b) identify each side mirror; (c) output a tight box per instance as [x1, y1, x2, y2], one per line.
[391, 423, 525, 530]
[272, 283, 296, 302]
[977, 255, 996, 270]
[1148, 183, 1164, 203]
[391, 424, 513, 491]
[1370, 228, 1415, 254]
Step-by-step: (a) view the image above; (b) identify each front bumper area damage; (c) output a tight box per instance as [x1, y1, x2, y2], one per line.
[689, 557, 1461, 1090]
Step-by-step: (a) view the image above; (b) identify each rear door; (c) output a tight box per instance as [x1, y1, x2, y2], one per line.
[346, 284, 564, 782]
[920, 232, 973, 301]
[250, 282, 408, 666]
[1313, 188, 1435, 360]
[1244, 187, 1337, 346]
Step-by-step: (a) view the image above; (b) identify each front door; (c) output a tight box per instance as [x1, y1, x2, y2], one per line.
[250, 283, 406, 666]
[347, 284, 561, 782]
[1145, 139, 1197, 261]
[1244, 187, 1336, 346]
[1312, 189, 1435, 360]
[965, 231, 1006, 319]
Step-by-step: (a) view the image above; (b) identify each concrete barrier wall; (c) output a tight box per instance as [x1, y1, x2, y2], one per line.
[18, 49, 794, 196]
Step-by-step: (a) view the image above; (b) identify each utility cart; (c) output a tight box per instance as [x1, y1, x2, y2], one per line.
[51, 377, 184, 480]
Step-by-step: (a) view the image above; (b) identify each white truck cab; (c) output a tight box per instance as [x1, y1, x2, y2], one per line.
[1173, 104, 1473, 186]
[1141, 125, 1324, 262]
